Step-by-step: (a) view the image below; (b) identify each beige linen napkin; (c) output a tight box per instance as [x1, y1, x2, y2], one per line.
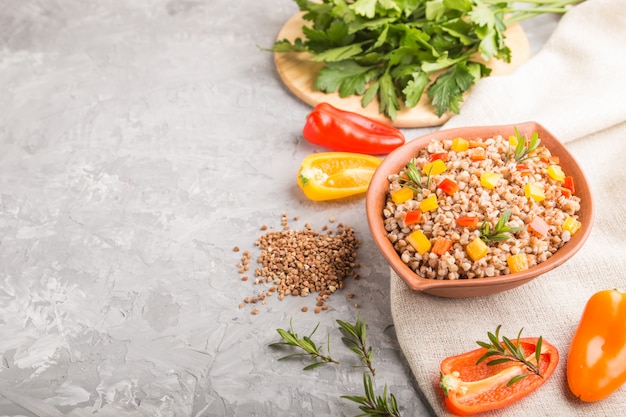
[391, 0, 626, 415]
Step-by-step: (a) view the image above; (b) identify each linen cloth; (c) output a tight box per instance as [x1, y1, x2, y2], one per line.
[390, 0, 626, 415]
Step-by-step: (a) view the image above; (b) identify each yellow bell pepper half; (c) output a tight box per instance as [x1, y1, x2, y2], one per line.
[297, 152, 382, 201]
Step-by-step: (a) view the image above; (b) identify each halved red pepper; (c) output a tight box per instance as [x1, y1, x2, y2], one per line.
[302, 102, 405, 155]
[440, 337, 559, 415]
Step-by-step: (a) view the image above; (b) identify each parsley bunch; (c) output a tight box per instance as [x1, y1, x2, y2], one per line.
[273, 0, 581, 120]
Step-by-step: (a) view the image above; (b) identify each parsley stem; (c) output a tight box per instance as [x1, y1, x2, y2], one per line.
[484, 0, 582, 24]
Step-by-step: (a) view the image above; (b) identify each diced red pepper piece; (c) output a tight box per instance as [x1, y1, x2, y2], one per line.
[457, 216, 479, 228]
[438, 178, 459, 195]
[404, 210, 422, 226]
[516, 164, 532, 176]
[432, 237, 453, 256]
[564, 176, 575, 194]
[528, 216, 550, 237]
[558, 187, 572, 198]
[428, 152, 448, 162]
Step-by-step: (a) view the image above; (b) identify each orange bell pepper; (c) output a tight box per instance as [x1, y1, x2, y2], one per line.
[432, 237, 453, 256]
[440, 335, 559, 415]
[567, 289, 626, 402]
[457, 216, 479, 228]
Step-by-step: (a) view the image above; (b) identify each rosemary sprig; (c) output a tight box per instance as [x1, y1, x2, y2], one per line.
[271, 317, 402, 416]
[476, 325, 544, 386]
[509, 126, 541, 163]
[270, 319, 339, 370]
[479, 209, 524, 243]
[398, 160, 431, 192]
[342, 374, 401, 417]
[337, 313, 376, 376]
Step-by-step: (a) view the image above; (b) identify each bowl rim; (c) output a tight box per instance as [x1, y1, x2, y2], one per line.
[365, 121, 594, 296]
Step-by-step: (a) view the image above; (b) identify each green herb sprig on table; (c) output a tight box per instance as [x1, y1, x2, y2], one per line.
[271, 0, 581, 120]
[271, 319, 340, 369]
[337, 313, 376, 376]
[476, 325, 544, 386]
[342, 374, 401, 417]
[271, 316, 401, 417]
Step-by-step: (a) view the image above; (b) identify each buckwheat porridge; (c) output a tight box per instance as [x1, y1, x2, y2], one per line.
[383, 131, 582, 280]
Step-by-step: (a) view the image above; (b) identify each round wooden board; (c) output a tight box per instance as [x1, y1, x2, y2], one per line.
[274, 13, 530, 128]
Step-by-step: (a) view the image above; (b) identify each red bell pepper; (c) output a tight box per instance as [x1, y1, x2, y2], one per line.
[457, 216, 479, 228]
[558, 186, 572, 198]
[438, 178, 459, 195]
[404, 209, 422, 226]
[428, 152, 448, 162]
[302, 102, 405, 155]
[564, 175, 575, 194]
[516, 164, 532, 176]
[440, 334, 559, 415]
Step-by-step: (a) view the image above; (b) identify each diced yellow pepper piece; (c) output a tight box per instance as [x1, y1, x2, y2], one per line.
[406, 230, 432, 255]
[423, 159, 447, 176]
[419, 194, 439, 212]
[466, 237, 488, 261]
[524, 183, 545, 202]
[547, 165, 565, 182]
[562, 216, 582, 235]
[480, 172, 502, 190]
[509, 135, 518, 147]
[451, 137, 469, 152]
[391, 187, 413, 204]
[507, 254, 529, 273]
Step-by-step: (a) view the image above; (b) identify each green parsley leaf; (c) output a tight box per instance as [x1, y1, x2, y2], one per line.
[402, 71, 429, 108]
[378, 72, 401, 120]
[352, 0, 378, 18]
[427, 62, 474, 116]
[271, 0, 581, 120]
[315, 60, 371, 97]
[309, 42, 367, 62]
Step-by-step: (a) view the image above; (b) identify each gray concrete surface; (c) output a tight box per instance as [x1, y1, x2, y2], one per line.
[0, 1, 557, 416]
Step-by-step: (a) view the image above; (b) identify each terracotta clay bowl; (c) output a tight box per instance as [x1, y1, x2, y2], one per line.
[366, 122, 593, 298]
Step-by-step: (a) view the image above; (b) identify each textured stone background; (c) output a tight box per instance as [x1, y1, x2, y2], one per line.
[0, 1, 556, 416]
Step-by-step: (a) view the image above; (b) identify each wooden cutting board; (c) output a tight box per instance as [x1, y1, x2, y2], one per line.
[274, 13, 530, 128]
